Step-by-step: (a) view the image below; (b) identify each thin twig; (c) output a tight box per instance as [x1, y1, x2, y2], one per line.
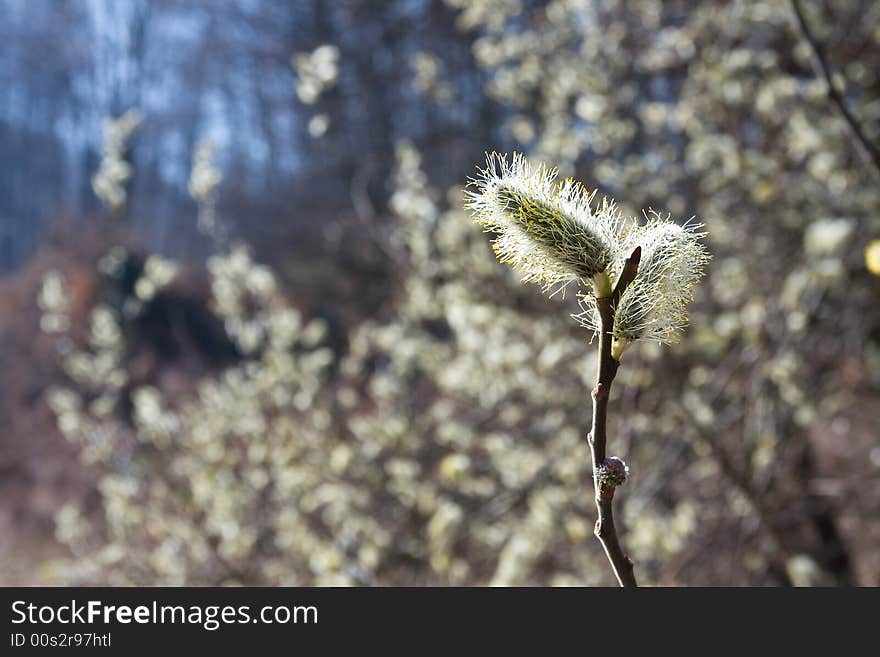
[790, 0, 880, 178]
[587, 246, 640, 587]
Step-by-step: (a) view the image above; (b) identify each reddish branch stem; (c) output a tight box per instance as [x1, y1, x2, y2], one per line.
[587, 247, 640, 587]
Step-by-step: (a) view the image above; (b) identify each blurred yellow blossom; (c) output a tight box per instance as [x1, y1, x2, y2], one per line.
[865, 240, 880, 276]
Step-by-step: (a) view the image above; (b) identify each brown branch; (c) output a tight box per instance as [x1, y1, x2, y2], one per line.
[790, 0, 880, 178]
[611, 246, 641, 303]
[587, 246, 640, 587]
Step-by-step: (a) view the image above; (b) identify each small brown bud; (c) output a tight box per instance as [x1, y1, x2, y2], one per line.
[596, 456, 629, 488]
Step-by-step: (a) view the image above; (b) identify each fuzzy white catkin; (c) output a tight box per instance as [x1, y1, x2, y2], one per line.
[465, 152, 632, 292]
[465, 152, 708, 346]
[576, 215, 710, 344]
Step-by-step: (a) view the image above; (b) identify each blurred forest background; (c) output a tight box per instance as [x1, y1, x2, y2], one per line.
[1, 0, 879, 586]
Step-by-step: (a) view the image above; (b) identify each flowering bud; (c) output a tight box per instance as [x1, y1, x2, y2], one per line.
[465, 152, 630, 294]
[577, 214, 709, 344]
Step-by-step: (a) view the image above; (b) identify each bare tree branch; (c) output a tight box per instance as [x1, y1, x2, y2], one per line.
[790, 0, 880, 178]
[587, 246, 641, 587]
